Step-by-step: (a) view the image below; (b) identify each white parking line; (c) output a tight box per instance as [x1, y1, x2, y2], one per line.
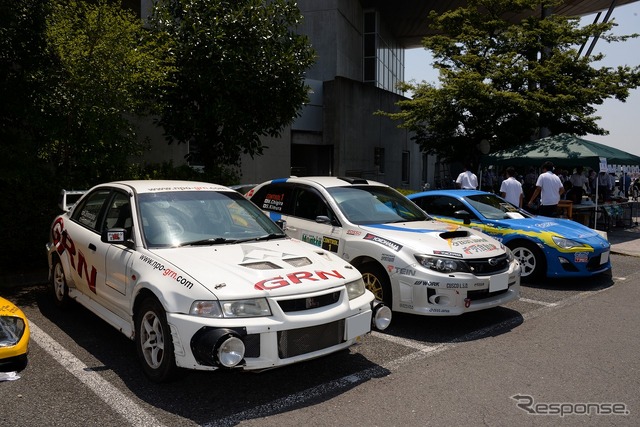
[29, 321, 166, 427]
[518, 297, 558, 307]
[213, 287, 613, 426]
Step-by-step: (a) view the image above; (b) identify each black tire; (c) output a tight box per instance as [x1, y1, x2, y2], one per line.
[509, 241, 546, 281]
[134, 297, 178, 382]
[50, 256, 72, 308]
[358, 262, 393, 308]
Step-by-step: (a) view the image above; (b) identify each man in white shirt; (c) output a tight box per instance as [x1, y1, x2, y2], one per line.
[568, 166, 588, 202]
[500, 167, 523, 207]
[456, 163, 478, 190]
[527, 161, 565, 216]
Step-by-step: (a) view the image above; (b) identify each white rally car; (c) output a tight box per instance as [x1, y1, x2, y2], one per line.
[248, 177, 521, 316]
[46, 181, 390, 382]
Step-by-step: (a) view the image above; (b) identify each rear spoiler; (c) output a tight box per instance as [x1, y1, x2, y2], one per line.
[58, 189, 86, 212]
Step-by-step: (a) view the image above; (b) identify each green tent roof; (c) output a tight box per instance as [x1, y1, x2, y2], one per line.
[482, 134, 640, 170]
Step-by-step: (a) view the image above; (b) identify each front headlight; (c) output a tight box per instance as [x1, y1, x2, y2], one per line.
[190, 298, 272, 318]
[0, 316, 26, 347]
[552, 236, 587, 250]
[345, 278, 366, 300]
[414, 255, 470, 273]
[220, 298, 272, 317]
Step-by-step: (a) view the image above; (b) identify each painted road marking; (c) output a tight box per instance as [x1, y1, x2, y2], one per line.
[29, 321, 166, 427]
[519, 297, 558, 307]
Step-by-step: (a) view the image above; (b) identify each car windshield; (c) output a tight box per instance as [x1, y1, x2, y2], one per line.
[464, 194, 533, 220]
[138, 191, 285, 248]
[328, 186, 428, 225]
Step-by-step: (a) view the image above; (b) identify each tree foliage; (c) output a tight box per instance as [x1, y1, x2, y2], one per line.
[382, 0, 640, 163]
[38, 0, 175, 188]
[149, 0, 315, 181]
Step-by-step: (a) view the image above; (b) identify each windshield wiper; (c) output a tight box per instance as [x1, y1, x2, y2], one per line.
[235, 233, 286, 243]
[177, 237, 238, 247]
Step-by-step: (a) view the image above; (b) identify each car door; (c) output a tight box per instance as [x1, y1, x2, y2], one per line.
[67, 189, 111, 296]
[285, 185, 344, 255]
[97, 191, 134, 317]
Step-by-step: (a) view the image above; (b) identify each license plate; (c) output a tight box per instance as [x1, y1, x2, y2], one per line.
[600, 251, 610, 265]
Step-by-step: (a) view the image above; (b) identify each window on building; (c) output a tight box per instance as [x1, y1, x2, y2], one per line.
[363, 10, 404, 95]
[402, 151, 410, 184]
[374, 147, 385, 174]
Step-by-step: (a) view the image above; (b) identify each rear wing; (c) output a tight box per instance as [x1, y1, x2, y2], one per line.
[58, 190, 86, 212]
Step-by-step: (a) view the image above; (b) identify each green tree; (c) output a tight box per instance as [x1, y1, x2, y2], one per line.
[382, 0, 640, 163]
[150, 0, 315, 182]
[39, 0, 175, 187]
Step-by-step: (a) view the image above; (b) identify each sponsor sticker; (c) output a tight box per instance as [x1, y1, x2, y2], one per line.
[363, 233, 403, 252]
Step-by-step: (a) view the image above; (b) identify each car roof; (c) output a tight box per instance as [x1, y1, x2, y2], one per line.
[100, 180, 234, 194]
[267, 176, 388, 189]
[410, 189, 488, 198]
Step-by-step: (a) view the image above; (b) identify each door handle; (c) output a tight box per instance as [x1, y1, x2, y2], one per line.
[286, 226, 297, 232]
[88, 243, 97, 251]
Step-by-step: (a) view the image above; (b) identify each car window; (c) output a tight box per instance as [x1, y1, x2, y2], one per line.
[72, 189, 111, 231]
[328, 186, 427, 225]
[291, 187, 338, 224]
[465, 194, 525, 220]
[414, 195, 467, 218]
[250, 183, 294, 215]
[102, 192, 132, 236]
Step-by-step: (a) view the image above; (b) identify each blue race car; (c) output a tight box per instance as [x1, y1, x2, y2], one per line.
[408, 190, 611, 281]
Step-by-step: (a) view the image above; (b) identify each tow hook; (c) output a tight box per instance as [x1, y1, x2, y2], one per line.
[464, 298, 471, 308]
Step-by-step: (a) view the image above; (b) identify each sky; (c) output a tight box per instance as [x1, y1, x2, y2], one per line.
[404, 1, 640, 157]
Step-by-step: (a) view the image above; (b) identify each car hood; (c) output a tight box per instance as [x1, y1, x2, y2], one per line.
[484, 217, 609, 244]
[359, 220, 506, 259]
[148, 239, 360, 298]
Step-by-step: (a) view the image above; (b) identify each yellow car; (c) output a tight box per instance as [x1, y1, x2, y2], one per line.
[0, 296, 30, 372]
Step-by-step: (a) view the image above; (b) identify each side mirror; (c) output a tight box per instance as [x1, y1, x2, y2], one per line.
[453, 210, 472, 225]
[275, 219, 287, 230]
[101, 228, 134, 248]
[315, 215, 332, 224]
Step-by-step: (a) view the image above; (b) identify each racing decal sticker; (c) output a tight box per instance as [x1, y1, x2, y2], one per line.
[381, 253, 395, 262]
[138, 254, 194, 289]
[387, 266, 416, 276]
[363, 233, 403, 252]
[433, 250, 463, 258]
[463, 243, 498, 254]
[301, 233, 322, 248]
[254, 270, 345, 290]
[262, 193, 285, 211]
[414, 280, 440, 288]
[51, 217, 97, 293]
[346, 229, 361, 236]
[574, 252, 589, 263]
[322, 236, 339, 253]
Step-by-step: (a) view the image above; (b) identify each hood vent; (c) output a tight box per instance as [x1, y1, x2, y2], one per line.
[439, 230, 469, 239]
[285, 257, 312, 267]
[242, 261, 281, 270]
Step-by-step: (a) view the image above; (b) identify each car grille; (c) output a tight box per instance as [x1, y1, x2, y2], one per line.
[276, 291, 341, 313]
[466, 253, 510, 275]
[277, 320, 345, 359]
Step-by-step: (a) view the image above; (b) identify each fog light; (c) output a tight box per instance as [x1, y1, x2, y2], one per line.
[429, 295, 450, 305]
[216, 336, 245, 368]
[372, 302, 392, 331]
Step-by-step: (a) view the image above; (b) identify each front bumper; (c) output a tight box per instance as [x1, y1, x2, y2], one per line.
[166, 291, 374, 371]
[394, 260, 521, 316]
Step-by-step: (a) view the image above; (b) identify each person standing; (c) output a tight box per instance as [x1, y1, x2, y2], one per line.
[456, 163, 478, 190]
[527, 161, 565, 216]
[568, 166, 588, 202]
[500, 167, 524, 207]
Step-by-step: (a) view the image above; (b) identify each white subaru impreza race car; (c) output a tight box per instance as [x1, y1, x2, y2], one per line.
[247, 177, 521, 316]
[46, 180, 390, 382]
